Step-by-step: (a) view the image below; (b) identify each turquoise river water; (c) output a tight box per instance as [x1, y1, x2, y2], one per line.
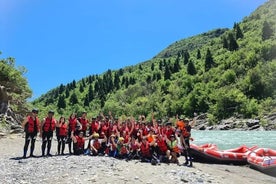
[192, 130, 276, 150]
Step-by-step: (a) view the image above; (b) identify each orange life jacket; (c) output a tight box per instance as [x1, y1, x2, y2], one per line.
[43, 117, 56, 132]
[26, 116, 39, 133]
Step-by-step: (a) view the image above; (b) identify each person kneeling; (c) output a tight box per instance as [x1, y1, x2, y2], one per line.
[88, 133, 107, 156]
[71, 131, 88, 155]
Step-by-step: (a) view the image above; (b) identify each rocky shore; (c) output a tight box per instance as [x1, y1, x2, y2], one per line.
[0, 134, 275, 184]
[193, 113, 276, 131]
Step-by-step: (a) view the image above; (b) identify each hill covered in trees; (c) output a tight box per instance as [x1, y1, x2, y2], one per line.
[33, 0, 276, 124]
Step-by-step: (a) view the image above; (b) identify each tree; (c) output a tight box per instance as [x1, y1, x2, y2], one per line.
[228, 33, 239, 51]
[234, 23, 244, 39]
[57, 95, 66, 109]
[65, 88, 70, 98]
[183, 50, 190, 65]
[58, 84, 65, 94]
[164, 64, 171, 80]
[151, 63, 155, 71]
[79, 83, 84, 93]
[205, 48, 214, 72]
[262, 21, 274, 40]
[187, 60, 197, 75]
[88, 84, 94, 101]
[69, 92, 78, 105]
[222, 37, 228, 49]
[173, 57, 181, 73]
[196, 49, 201, 59]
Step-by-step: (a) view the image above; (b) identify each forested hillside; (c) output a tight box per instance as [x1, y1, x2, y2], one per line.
[33, 0, 276, 123]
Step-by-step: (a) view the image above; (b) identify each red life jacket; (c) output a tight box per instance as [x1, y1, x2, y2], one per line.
[93, 140, 101, 150]
[68, 118, 77, 131]
[157, 139, 168, 153]
[43, 117, 56, 132]
[76, 136, 85, 149]
[79, 118, 88, 132]
[26, 116, 39, 133]
[140, 142, 151, 157]
[59, 123, 67, 136]
[120, 145, 128, 155]
[165, 128, 174, 138]
[90, 121, 99, 134]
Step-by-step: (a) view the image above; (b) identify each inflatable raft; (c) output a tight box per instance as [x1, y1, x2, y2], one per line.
[190, 143, 257, 165]
[247, 148, 276, 177]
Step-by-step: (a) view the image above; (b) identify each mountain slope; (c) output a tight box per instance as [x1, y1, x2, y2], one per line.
[33, 0, 276, 123]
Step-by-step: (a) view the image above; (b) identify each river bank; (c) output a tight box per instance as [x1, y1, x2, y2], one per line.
[0, 134, 275, 184]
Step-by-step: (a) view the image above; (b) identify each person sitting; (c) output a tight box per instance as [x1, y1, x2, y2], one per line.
[71, 131, 92, 155]
[165, 134, 181, 165]
[87, 133, 107, 156]
[112, 137, 129, 159]
[139, 137, 155, 162]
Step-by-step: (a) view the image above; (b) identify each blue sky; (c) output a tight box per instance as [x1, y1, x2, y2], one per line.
[0, 0, 268, 100]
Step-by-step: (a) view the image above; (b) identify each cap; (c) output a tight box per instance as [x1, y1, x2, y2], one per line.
[32, 109, 39, 113]
[93, 133, 99, 137]
[184, 118, 190, 122]
[118, 137, 124, 141]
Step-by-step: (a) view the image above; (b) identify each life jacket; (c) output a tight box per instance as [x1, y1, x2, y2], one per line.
[147, 135, 154, 143]
[157, 138, 168, 153]
[92, 139, 101, 150]
[131, 142, 139, 151]
[25, 116, 39, 133]
[43, 117, 56, 132]
[165, 128, 174, 138]
[68, 117, 77, 131]
[78, 118, 88, 132]
[120, 145, 128, 155]
[76, 136, 85, 149]
[90, 121, 99, 134]
[59, 123, 67, 136]
[140, 142, 151, 157]
[182, 125, 191, 138]
[167, 140, 180, 153]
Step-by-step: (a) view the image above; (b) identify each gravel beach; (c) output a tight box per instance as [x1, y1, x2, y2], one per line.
[0, 134, 275, 184]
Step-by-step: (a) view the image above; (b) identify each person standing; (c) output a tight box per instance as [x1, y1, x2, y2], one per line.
[77, 112, 88, 136]
[22, 109, 40, 158]
[40, 110, 56, 156]
[56, 116, 67, 155]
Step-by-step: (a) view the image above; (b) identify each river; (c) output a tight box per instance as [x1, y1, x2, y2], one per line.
[192, 130, 276, 150]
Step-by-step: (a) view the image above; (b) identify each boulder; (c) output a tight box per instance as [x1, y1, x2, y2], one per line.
[246, 119, 260, 127]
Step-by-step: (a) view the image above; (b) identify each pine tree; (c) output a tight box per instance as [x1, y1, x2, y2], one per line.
[262, 21, 274, 40]
[235, 23, 244, 39]
[228, 33, 239, 51]
[65, 88, 70, 98]
[222, 37, 228, 49]
[84, 94, 90, 106]
[183, 50, 190, 65]
[58, 84, 65, 94]
[79, 83, 84, 93]
[88, 84, 94, 101]
[69, 92, 78, 105]
[150, 63, 154, 71]
[57, 95, 66, 109]
[72, 80, 76, 88]
[164, 64, 171, 80]
[187, 60, 197, 75]
[205, 48, 214, 72]
[196, 49, 201, 59]
[173, 57, 181, 73]
[114, 72, 120, 90]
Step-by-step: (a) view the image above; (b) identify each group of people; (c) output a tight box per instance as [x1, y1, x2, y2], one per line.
[22, 109, 196, 167]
